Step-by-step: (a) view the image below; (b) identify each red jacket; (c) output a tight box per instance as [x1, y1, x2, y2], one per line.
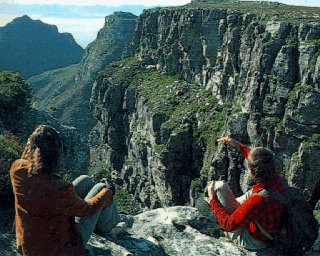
[210, 144, 285, 242]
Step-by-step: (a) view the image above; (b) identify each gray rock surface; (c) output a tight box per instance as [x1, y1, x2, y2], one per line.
[90, 72, 199, 208]
[109, 6, 320, 207]
[1, 207, 319, 256]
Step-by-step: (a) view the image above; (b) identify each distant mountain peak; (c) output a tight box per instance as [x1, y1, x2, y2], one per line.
[11, 15, 39, 24]
[0, 15, 84, 78]
[18, 15, 32, 20]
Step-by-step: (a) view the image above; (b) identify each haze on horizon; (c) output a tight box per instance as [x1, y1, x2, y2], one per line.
[1, 0, 319, 47]
[1, 0, 319, 7]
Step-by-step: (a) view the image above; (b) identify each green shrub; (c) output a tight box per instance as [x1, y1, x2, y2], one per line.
[187, 1, 320, 24]
[0, 132, 24, 208]
[154, 143, 165, 154]
[114, 184, 142, 215]
[191, 178, 201, 190]
[0, 71, 32, 124]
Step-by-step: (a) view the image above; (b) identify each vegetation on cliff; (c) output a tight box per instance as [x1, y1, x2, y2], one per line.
[0, 132, 23, 208]
[30, 64, 79, 120]
[188, 0, 320, 24]
[0, 71, 32, 208]
[0, 71, 32, 128]
[93, 57, 229, 204]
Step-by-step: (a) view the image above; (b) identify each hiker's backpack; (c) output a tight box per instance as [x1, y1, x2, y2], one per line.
[257, 179, 319, 255]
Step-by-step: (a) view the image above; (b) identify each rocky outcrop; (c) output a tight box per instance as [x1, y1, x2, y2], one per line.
[87, 206, 247, 256]
[131, 8, 225, 83]
[1, 206, 319, 255]
[206, 18, 320, 201]
[29, 12, 137, 136]
[90, 62, 206, 208]
[92, 4, 320, 208]
[77, 12, 137, 85]
[0, 15, 83, 78]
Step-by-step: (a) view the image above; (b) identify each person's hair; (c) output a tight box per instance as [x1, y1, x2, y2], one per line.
[247, 147, 276, 183]
[21, 125, 63, 175]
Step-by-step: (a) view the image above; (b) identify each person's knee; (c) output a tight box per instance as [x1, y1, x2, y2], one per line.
[92, 182, 106, 192]
[74, 175, 93, 185]
[79, 175, 92, 182]
[85, 182, 106, 199]
[214, 180, 229, 191]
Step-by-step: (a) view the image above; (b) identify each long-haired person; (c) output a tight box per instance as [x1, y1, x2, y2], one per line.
[10, 125, 119, 256]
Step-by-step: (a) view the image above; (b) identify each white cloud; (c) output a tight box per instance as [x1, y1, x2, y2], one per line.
[10, 0, 191, 6]
[0, 14, 18, 27]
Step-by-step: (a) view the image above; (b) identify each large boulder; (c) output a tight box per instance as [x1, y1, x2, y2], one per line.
[1, 206, 319, 255]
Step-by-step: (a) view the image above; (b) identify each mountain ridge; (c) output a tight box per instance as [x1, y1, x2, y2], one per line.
[0, 15, 83, 78]
[28, 12, 137, 136]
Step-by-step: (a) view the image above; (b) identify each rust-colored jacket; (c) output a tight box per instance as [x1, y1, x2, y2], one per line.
[10, 159, 113, 256]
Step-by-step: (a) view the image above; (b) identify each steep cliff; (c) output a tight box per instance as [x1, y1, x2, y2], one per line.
[0, 15, 83, 78]
[29, 12, 137, 136]
[91, 59, 218, 208]
[91, 2, 320, 209]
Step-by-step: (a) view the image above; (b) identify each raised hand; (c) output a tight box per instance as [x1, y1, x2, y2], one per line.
[217, 137, 241, 150]
[208, 181, 215, 201]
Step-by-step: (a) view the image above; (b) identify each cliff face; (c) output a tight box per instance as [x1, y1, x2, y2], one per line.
[131, 8, 225, 83]
[29, 12, 137, 136]
[77, 12, 137, 84]
[13, 108, 90, 180]
[91, 5, 320, 208]
[0, 15, 83, 78]
[91, 61, 204, 208]
[208, 17, 320, 200]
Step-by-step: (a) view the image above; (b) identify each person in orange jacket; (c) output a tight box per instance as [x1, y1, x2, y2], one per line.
[208, 137, 286, 250]
[10, 125, 119, 256]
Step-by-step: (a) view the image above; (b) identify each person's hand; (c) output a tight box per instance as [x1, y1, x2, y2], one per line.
[208, 181, 215, 201]
[100, 178, 116, 195]
[217, 137, 241, 150]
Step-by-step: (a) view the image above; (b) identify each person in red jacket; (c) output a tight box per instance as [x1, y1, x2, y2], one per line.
[208, 137, 285, 250]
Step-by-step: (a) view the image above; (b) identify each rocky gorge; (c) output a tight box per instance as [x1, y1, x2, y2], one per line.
[29, 12, 137, 136]
[91, 1, 320, 210]
[1, 1, 319, 255]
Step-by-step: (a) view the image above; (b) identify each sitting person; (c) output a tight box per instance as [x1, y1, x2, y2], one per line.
[207, 137, 286, 251]
[10, 125, 120, 256]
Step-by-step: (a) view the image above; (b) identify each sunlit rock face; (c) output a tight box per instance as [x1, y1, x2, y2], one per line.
[92, 4, 320, 209]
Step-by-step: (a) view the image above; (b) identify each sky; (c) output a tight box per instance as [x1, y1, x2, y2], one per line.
[1, 0, 319, 7]
[0, 0, 319, 47]
[2, 0, 191, 6]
